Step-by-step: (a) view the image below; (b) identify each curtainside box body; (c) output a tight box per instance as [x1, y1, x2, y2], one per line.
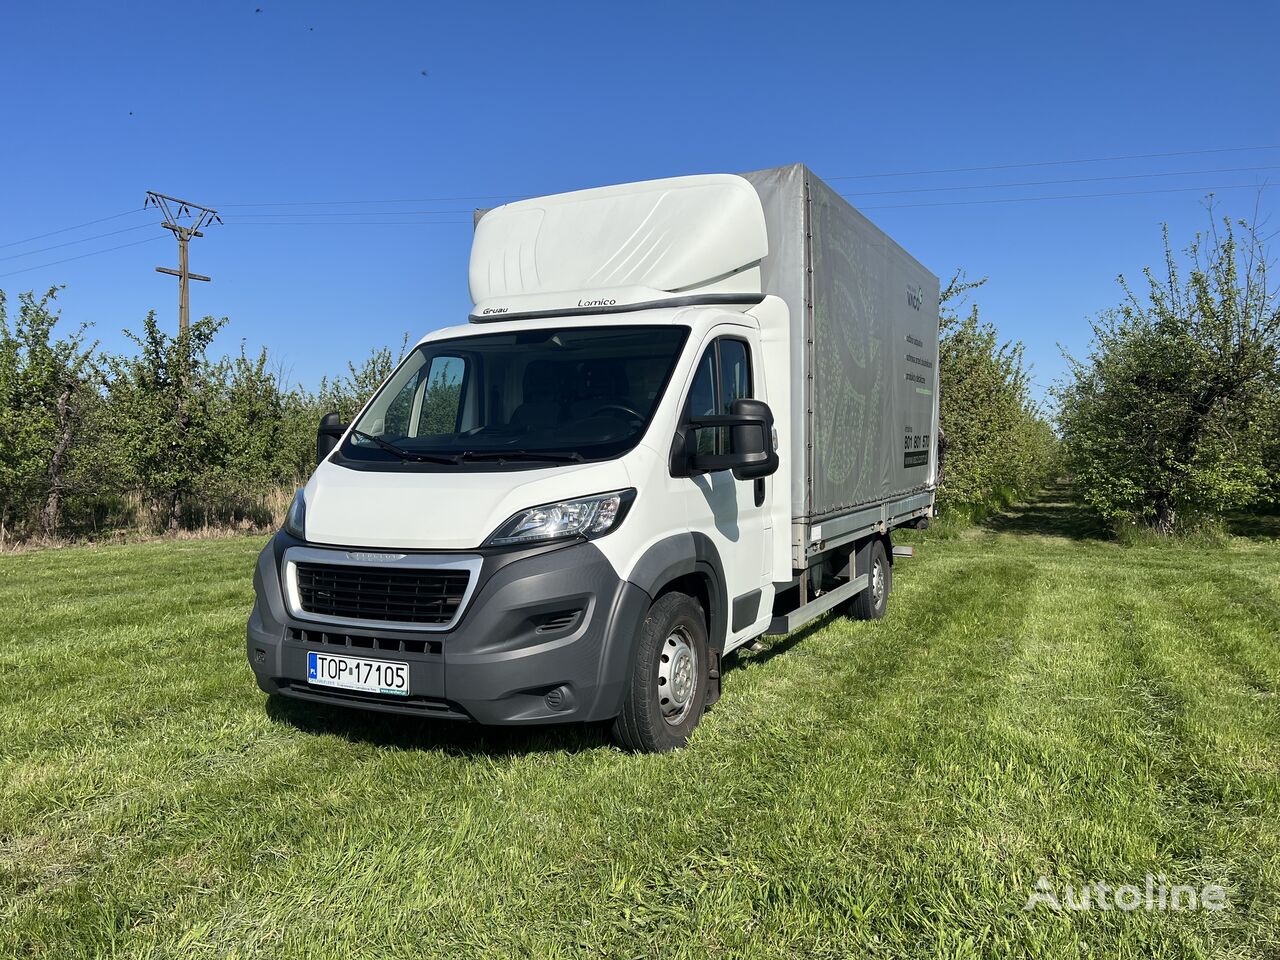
[742, 165, 941, 557]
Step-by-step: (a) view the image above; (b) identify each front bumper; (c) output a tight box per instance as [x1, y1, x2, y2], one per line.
[246, 532, 650, 724]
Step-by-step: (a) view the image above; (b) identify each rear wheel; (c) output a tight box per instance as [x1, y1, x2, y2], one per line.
[848, 538, 891, 620]
[611, 592, 709, 752]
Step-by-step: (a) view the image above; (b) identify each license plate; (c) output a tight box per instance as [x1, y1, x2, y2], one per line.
[307, 651, 409, 696]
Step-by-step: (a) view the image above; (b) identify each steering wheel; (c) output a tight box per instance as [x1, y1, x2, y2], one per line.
[590, 403, 644, 422]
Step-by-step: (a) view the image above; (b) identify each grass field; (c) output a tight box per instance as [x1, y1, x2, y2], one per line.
[2, 487, 1278, 958]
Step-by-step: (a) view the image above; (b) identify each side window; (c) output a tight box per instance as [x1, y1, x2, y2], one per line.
[718, 339, 752, 413]
[413, 355, 466, 436]
[684, 337, 754, 457]
[381, 369, 422, 438]
[688, 347, 717, 455]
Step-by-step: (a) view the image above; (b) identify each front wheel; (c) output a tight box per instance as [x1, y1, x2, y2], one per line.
[848, 538, 891, 621]
[611, 592, 710, 752]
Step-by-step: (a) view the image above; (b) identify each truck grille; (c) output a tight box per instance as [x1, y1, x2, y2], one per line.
[294, 562, 470, 625]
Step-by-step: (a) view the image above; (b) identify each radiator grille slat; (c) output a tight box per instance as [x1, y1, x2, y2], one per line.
[295, 563, 469, 625]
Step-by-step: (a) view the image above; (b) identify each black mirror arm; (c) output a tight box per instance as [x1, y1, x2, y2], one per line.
[673, 399, 778, 481]
[683, 414, 778, 478]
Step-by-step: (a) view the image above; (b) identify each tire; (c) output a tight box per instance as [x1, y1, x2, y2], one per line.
[848, 538, 891, 621]
[611, 592, 710, 753]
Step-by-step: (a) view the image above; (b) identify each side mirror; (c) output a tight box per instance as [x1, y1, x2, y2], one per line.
[684, 398, 779, 480]
[316, 410, 348, 465]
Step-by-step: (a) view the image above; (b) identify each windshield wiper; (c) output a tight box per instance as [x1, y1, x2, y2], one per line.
[350, 429, 460, 464]
[457, 450, 585, 464]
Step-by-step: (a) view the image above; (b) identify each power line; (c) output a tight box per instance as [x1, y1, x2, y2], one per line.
[222, 181, 1274, 224]
[854, 181, 1271, 210]
[221, 183, 1274, 224]
[0, 236, 164, 279]
[7, 144, 1279, 252]
[1, 185, 1267, 280]
[210, 144, 1280, 210]
[221, 165, 1280, 221]
[220, 219, 473, 226]
[0, 208, 147, 251]
[219, 193, 522, 209]
[826, 143, 1280, 181]
[843, 164, 1280, 197]
[3, 146, 1276, 281]
[224, 209, 475, 218]
[0, 222, 161, 262]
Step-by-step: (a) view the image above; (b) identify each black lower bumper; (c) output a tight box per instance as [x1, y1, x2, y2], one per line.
[246, 532, 650, 725]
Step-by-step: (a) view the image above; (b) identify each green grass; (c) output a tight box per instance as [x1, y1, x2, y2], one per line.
[2, 488, 1279, 958]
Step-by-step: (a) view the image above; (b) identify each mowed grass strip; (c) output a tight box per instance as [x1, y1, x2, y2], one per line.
[1, 494, 1278, 959]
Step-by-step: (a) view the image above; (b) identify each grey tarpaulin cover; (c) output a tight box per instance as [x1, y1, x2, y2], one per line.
[742, 164, 940, 524]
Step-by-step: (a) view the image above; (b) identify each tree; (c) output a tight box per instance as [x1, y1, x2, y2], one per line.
[213, 344, 293, 494]
[314, 335, 409, 422]
[935, 272, 1056, 515]
[419, 362, 464, 435]
[1056, 208, 1280, 533]
[0, 288, 99, 541]
[105, 311, 226, 531]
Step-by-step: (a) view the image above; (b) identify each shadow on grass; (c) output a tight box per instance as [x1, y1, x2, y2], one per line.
[268, 617, 842, 755]
[722, 614, 833, 675]
[265, 694, 611, 757]
[980, 482, 1110, 541]
[1223, 506, 1280, 541]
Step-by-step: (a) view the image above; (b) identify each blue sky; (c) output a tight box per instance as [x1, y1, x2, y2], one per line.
[2, 0, 1277, 406]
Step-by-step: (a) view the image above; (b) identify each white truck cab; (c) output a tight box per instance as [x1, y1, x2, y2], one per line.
[247, 166, 940, 752]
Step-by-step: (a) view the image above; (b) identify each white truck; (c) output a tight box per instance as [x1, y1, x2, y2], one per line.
[246, 164, 940, 752]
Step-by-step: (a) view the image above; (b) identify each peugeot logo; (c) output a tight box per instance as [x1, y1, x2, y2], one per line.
[346, 552, 407, 562]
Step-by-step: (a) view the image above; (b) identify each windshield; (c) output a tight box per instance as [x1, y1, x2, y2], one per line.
[339, 325, 690, 467]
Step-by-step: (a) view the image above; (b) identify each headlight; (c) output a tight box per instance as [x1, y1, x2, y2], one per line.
[486, 489, 635, 546]
[284, 489, 306, 539]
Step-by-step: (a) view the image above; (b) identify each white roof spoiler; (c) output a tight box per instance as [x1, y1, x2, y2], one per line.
[469, 173, 767, 322]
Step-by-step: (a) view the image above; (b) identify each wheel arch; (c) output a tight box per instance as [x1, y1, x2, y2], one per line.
[626, 532, 728, 653]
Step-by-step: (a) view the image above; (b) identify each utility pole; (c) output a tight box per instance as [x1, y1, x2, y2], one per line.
[145, 192, 221, 336]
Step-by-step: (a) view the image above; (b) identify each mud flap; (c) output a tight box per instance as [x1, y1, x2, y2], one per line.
[705, 648, 722, 709]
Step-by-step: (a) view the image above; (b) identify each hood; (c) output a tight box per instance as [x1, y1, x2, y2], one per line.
[301, 457, 634, 551]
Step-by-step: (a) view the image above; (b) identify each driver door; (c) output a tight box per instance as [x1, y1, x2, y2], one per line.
[681, 331, 774, 649]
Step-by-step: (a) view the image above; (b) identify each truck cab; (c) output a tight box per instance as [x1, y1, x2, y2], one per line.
[247, 168, 938, 752]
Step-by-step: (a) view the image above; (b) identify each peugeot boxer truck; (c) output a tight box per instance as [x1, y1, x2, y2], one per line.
[246, 164, 941, 752]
